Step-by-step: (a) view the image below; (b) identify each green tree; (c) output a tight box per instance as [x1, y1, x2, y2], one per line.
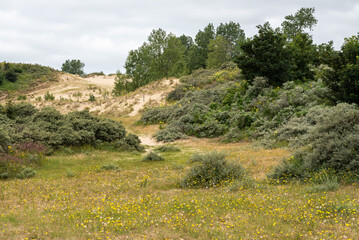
[124, 43, 153, 90]
[61, 59, 85, 76]
[288, 33, 317, 81]
[281, 7, 318, 39]
[324, 34, 359, 104]
[161, 36, 188, 77]
[216, 21, 245, 58]
[206, 36, 231, 69]
[236, 22, 292, 86]
[188, 24, 215, 70]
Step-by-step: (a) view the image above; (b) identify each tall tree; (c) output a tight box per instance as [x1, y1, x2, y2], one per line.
[236, 22, 292, 86]
[324, 34, 359, 104]
[188, 24, 215, 70]
[281, 7, 318, 39]
[161, 36, 188, 77]
[216, 21, 245, 58]
[206, 36, 231, 69]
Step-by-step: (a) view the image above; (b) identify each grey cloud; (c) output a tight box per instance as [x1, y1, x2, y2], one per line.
[0, 0, 358, 73]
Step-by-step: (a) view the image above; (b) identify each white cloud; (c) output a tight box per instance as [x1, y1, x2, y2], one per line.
[0, 0, 358, 73]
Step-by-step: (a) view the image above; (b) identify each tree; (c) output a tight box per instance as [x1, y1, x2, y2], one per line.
[281, 7, 318, 39]
[161, 36, 188, 77]
[61, 59, 85, 76]
[188, 24, 215, 70]
[206, 36, 231, 69]
[236, 22, 292, 86]
[216, 21, 245, 58]
[324, 34, 359, 104]
[287, 33, 317, 81]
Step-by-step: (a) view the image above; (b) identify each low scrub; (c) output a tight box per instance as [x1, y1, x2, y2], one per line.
[154, 145, 181, 152]
[0, 102, 143, 152]
[142, 152, 164, 162]
[180, 151, 244, 188]
[269, 103, 359, 181]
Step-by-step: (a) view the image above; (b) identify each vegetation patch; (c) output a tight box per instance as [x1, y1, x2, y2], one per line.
[180, 151, 245, 188]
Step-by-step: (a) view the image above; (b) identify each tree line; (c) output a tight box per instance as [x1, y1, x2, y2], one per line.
[117, 7, 359, 105]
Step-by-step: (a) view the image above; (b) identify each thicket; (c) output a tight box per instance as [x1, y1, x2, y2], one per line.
[268, 103, 359, 180]
[139, 64, 332, 142]
[0, 102, 144, 151]
[0, 102, 144, 179]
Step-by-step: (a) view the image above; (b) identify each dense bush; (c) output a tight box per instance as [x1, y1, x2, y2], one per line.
[0, 103, 143, 152]
[180, 151, 244, 188]
[0, 62, 57, 90]
[269, 103, 359, 180]
[140, 66, 332, 142]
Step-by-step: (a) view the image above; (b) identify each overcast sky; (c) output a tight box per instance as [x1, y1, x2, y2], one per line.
[1, 0, 358, 74]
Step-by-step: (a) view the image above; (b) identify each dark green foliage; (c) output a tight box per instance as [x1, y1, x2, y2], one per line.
[323, 34, 359, 104]
[142, 152, 164, 162]
[180, 151, 244, 188]
[236, 22, 292, 86]
[17, 95, 27, 100]
[61, 59, 85, 76]
[154, 145, 180, 152]
[206, 36, 231, 69]
[0, 62, 56, 91]
[141, 64, 332, 143]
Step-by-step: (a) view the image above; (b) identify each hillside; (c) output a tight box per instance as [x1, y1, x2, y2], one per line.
[1, 72, 179, 117]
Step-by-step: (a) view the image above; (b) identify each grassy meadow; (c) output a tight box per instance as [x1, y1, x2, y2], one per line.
[1, 120, 358, 240]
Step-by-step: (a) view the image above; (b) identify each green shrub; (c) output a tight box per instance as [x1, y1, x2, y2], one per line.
[17, 95, 27, 100]
[16, 168, 36, 179]
[154, 127, 186, 142]
[154, 145, 181, 152]
[307, 169, 340, 192]
[100, 164, 120, 171]
[269, 103, 359, 180]
[89, 94, 96, 101]
[142, 152, 164, 162]
[44, 91, 55, 101]
[180, 151, 244, 188]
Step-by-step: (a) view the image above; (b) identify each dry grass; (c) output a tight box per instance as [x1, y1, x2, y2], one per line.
[1, 135, 359, 239]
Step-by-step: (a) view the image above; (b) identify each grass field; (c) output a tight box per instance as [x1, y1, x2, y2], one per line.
[1, 120, 359, 239]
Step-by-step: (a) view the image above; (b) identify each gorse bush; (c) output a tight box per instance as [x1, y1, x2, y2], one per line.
[180, 151, 244, 188]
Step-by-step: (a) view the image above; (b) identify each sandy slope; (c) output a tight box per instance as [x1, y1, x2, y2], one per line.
[15, 73, 179, 117]
[5, 73, 179, 146]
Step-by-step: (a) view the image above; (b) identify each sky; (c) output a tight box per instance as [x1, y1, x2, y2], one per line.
[0, 0, 358, 74]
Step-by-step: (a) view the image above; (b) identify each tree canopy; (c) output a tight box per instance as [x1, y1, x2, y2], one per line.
[61, 59, 85, 76]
